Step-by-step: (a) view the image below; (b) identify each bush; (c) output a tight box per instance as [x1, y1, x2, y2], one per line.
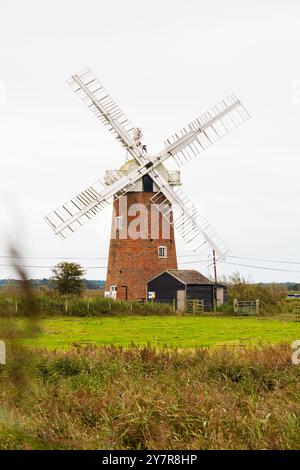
[222, 272, 288, 315]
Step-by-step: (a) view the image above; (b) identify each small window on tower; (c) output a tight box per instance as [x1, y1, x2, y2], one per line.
[158, 246, 167, 258]
[142, 174, 153, 192]
[115, 216, 123, 229]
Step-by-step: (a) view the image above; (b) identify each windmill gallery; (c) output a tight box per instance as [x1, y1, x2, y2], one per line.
[45, 68, 250, 305]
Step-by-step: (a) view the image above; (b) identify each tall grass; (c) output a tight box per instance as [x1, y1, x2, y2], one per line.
[0, 248, 41, 415]
[0, 290, 175, 317]
[1, 343, 300, 449]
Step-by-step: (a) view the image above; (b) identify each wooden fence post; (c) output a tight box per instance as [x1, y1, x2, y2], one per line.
[172, 299, 176, 311]
[65, 299, 68, 313]
[233, 299, 238, 314]
[256, 299, 260, 315]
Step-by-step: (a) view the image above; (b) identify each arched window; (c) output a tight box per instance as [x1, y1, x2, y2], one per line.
[142, 174, 153, 192]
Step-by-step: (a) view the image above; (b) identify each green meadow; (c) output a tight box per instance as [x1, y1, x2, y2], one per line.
[16, 315, 300, 349]
[2, 315, 300, 449]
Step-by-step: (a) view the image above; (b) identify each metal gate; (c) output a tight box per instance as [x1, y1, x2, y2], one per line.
[186, 299, 204, 315]
[234, 299, 259, 315]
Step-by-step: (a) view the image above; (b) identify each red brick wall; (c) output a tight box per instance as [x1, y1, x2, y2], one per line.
[105, 192, 178, 300]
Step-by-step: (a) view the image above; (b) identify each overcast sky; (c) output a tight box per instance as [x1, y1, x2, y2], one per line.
[0, 0, 300, 282]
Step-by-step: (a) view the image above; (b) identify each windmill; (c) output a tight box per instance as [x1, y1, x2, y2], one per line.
[45, 68, 250, 300]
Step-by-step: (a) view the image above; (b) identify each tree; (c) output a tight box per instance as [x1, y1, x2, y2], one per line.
[51, 262, 86, 296]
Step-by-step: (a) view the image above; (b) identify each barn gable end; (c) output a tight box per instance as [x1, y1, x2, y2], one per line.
[147, 271, 185, 303]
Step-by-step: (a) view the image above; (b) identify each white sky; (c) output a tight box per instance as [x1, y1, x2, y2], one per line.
[0, 0, 300, 282]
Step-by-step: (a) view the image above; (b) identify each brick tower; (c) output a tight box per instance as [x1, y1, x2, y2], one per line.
[105, 160, 179, 300]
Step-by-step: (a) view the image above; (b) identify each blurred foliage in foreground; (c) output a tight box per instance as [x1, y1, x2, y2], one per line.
[1, 344, 300, 449]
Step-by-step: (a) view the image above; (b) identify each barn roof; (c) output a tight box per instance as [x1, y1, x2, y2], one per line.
[167, 270, 214, 285]
[147, 269, 227, 286]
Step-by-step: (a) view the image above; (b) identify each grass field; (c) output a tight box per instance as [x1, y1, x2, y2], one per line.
[2, 286, 300, 449]
[1, 343, 300, 449]
[2, 315, 300, 449]
[14, 315, 300, 349]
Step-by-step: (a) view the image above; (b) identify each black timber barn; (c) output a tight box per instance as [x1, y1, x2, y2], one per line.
[147, 270, 228, 311]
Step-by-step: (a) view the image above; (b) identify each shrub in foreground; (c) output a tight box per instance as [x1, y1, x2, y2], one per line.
[1, 343, 300, 449]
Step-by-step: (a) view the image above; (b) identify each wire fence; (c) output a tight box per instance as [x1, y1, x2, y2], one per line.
[0, 295, 175, 317]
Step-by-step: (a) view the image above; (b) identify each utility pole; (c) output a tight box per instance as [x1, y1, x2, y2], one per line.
[212, 250, 217, 284]
[213, 250, 217, 312]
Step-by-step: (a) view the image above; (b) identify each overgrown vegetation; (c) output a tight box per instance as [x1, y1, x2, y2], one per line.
[1, 343, 300, 449]
[1, 260, 299, 450]
[219, 272, 289, 315]
[0, 290, 175, 317]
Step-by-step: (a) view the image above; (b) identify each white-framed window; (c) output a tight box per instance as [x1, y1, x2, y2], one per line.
[110, 285, 117, 292]
[158, 246, 167, 258]
[115, 216, 124, 229]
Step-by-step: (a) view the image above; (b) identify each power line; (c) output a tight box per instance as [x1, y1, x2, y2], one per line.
[1, 253, 300, 265]
[178, 259, 300, 274]
[0, 264, 107, 269]
[228, 255, 300, 266]
[178, 260, 206, 265]
[222, 261, 300, 274]
[0, 254, 204, 260]
[0, 259, 210, 270]
[1, 260, 300, 274]
[180, 258, 300, 274]
[179, 254, 300, 266]
[0, 255, 108, 260]
[1, 253, 300, 274]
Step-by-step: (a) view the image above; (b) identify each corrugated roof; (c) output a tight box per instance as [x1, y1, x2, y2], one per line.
[167, 270, 214, 285]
